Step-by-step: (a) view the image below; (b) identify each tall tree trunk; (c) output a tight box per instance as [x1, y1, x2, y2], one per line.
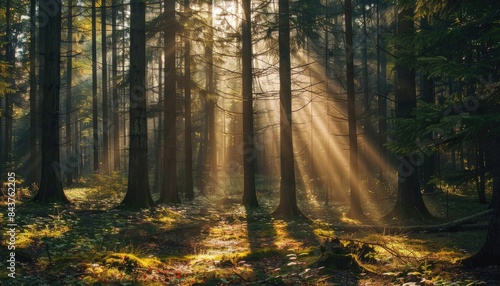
[476, 138, 487, 204]
[66, 0, 74, 186]
[121, 0, 153, 209]
[360, 0, 373, 180]
[184, 0, 194, 201]
[153, 36, 163, 193]
[272, 0, 303, 218]
[377, 0, 388, 183]
[345, 0, 363, 218]
[0, 1, 3, 172]
[5, 0, 13, 166]
[206, 0, 218, 192]
[464, 137, 500, 266]
[490, 139, 500, 210]
[29, 0, 39, 184]
[92, 0, 99, 174]
[159, 0, 180, 203]
[241, 0, 258, 207]
[33, 0, 70, 203]
[420, 73, 436, 193]
[111, 0, 120, 171]
[324, 0, 330, 206]
[102, 0, 110, 174]
[382, 7, 432, 220]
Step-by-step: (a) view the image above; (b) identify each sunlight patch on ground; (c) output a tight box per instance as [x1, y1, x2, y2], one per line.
[65, 187, 93, 200]
[312, 223, 335, 240]
[15, 208, 73, 248]
[65, 187, 122, 209]
[340, 213, 362, 225]
[141, 207, 186, 229]
[196, 220, 250, 256]
[363, 233, 471, 269]
[272, 220, 306, 250]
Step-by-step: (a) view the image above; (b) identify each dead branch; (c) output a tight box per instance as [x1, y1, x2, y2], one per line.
[330, 209, 493, 233]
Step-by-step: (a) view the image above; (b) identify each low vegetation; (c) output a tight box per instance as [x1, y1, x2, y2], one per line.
[0, 179, 498, 285]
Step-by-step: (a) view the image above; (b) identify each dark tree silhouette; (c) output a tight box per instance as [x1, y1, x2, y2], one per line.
[159, 0, 181, 204]
[272, 0, 303, 218]
[33, 0, 70, 203]
[344, 0, 363, 219]
[101, 0, 110, 174]
[66, 0, 74, 186]
[184, 0, 195, 201]
[382, 7, 432, 220]
[120, 0, 153, 209]
[464, 187, 500, 266]
[92, 0, 99, 174]
[29, 0, 39, 184]
[205, 0, 218, 192]
[111, 0, 120, 171]
[5, 0, 14, 167]
[241, 0, 259, 207]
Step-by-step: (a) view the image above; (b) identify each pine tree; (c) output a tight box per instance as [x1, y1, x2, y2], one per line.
[272, 0, 304, 218]
[33, 0, 70, 203]
[344, 0, 363, 219]
[159, 0, 181, 204]
[241, 0, 259, 207]
[121, 0, 153, 209]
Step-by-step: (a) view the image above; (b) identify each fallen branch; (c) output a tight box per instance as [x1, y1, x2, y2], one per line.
[330, 209, 493, 233]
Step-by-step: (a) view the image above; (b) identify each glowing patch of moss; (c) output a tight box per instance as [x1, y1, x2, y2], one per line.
[313, 227, 334, 238]
[340, 214, 361, 225]
[104, 253, 160, 270]
[65, 188, 93, 201]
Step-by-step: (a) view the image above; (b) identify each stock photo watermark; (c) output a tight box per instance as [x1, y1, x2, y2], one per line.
[5, 172, 17, 279]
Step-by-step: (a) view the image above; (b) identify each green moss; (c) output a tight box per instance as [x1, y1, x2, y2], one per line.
[104, 253, 160, 273]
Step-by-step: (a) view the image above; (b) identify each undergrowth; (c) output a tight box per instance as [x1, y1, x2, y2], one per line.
[0, 184, 496, 285]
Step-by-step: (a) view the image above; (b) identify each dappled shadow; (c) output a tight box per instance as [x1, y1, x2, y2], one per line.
[110, 207, 207, 257]
[282, 217, 321, 250]
[280, 217, 363, 285]
[7, 192, 499, 285]
[244, 206, 277, 252]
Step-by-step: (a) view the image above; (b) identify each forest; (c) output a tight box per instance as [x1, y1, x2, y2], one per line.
[0, 0, 500, 284]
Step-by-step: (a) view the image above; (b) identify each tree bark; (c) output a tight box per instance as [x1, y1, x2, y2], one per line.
[121, 0, 153, 209]
[377, 0, 388, 183]
[5, 0, 14, 166]
[92, 0, 99, 174]
[101, 0, 110, 174]
[272, 0, 303, 218]
[463, 204, 500, 266]
[476, 138, 487, 203]
[420, 73, 436, 194]
[111, 0, 120, 171]
[241, 0, 258, 207]
[489, 138, 500, 210]
[345, 0, 363, 219]
[184, 0, 194, 201]
[382, 7, 432, 221]
[33, 0, 70, 203]
[29, 0, 39, 184]
[66, 0, 74, 186]
[205, 0, 218, 192]
[153, 34, 163, 193]
[159, 0, 181, 204]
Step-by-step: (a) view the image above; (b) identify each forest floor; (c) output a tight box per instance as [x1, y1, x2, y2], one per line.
[1, 177, 499, 285]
